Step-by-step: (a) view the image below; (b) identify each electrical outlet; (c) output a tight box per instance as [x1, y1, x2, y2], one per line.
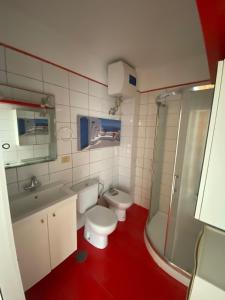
[61, 155, 70, 163]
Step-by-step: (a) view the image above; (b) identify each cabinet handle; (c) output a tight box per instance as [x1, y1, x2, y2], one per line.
[41, 219, 44, 223]
[53, 213, 56, 217]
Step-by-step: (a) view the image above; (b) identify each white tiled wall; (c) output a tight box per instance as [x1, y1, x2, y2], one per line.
[132, 90, 181, 212]
[1, 45, 178, 214]
[132, 92, 158, 209]
[117, 95, 138, 193]
[1, 47, 119, 196]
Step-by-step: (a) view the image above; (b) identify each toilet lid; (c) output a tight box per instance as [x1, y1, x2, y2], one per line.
[86, 205, 117, 227]
[104, 189, 132, 205]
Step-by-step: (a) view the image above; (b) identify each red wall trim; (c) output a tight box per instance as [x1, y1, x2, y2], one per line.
[0, 99, 53, 108]
[0, 42, 108, 87]
[140, 79, 211, 94]
[0, 42, 211, 94]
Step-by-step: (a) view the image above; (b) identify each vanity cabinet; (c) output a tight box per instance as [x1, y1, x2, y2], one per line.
[13, 211, 51, 292]
[13, 197, 76, 291]
[195, 60, 225, 231]
[48, 199, 76, 269]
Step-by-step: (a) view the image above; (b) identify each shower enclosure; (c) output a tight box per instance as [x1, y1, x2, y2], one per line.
[145, 86, 214, 285]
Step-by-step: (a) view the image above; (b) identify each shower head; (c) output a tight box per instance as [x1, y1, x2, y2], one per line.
[156, 91, 179, 106]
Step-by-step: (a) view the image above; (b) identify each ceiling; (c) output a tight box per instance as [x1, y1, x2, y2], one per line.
[5, 0, 207, 70]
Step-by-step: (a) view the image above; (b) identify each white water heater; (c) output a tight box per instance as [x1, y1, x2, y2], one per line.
[108, 61, 137, 98]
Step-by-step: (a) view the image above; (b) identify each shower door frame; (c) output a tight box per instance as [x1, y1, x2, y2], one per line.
[146, 94, 191, 281]
[163, 88, 213, 273]
[145, 85, 214, 284]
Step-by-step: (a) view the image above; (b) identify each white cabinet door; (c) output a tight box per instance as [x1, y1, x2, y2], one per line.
[48, 197, 76, 269]
[195, 60, 225, 231]
[13, 212, 51, 291]
[189, 277, 225, 300]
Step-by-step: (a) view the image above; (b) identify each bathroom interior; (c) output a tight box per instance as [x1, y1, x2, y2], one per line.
[1, 1, 225, 300]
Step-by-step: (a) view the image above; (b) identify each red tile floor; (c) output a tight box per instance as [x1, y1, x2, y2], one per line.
[26, 204, 187, 300]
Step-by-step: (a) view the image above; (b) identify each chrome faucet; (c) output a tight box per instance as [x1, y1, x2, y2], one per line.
[24, 176, 41, 191]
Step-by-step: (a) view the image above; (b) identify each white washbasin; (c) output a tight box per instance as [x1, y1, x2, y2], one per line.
[10, 181, 76, 223]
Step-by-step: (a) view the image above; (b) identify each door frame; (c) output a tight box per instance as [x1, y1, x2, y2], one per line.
[0, 149, 25, 300]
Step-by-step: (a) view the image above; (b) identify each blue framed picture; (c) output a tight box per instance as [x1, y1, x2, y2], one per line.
[78, 116, 121, 150]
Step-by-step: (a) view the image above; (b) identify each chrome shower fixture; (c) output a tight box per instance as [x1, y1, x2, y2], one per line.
[109, 97, 123, 115]
[156, 91, 179, 106]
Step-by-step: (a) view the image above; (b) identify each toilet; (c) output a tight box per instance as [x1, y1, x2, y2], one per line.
[71, 178, 117, 249]
[103, 188, 133, 221]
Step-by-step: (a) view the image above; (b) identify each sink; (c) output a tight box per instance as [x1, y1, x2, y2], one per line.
[9, 181, 76, 223]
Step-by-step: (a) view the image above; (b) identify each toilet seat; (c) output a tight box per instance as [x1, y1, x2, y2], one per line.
[86, 205, 117, 235]
[84, 205, 117, 249]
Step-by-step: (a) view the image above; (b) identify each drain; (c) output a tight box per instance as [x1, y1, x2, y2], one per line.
[75, 250, 88, 263]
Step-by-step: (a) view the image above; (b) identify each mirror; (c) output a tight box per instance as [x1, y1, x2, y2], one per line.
[0, 83, 57, 168]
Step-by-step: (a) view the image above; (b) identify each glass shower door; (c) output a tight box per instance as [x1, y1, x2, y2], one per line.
[147, 96, 181, 255]
[164, 88, 214, 273]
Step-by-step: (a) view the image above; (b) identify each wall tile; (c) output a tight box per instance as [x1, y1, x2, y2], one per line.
[56, 105, 70, 122]
[88, 110, 104, 118]
[3, 49, 122, 199]
[89, 96, 102, 112]
[44, 83, 69, 106]
[70, 107, 87, 123]
[71, 139, 79, 153]
[49, 169, 72, 184]
[6, 49, 42, 80]
[90, 161, 104, 174]
[119, 166, 131, 177]
[56, 122, 74, 139]
[119, 157, 131, 168]
[118, 175, 130, 191]
[49, 155, 72, 173]
[89, 81, 107, 98]
[57, 139, 72, 155]
[43, 63, 68, 88]
[7, 73, 43, 92]
[72, 151, 89, 167]
[139, 104, 148, 115]
[148, 103, 157, 115]
[0, 46, 6, 71]
[90, 149, 103, 162]
[102, 147, 114, 159]
[140, 93, 148, 104]
[17, 162, 49, 180]
[0, 70, 7, 83]
[121, 102, 135, 115]
[69, 73, 88, 94]
[73, 164, 90, 182]
[70, 90, 88, 109]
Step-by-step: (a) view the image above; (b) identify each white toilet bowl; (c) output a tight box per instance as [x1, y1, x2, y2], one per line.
[84, 205, 117, 249]
[103, 189, 133, 221]
[71, 178, 118, 249]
